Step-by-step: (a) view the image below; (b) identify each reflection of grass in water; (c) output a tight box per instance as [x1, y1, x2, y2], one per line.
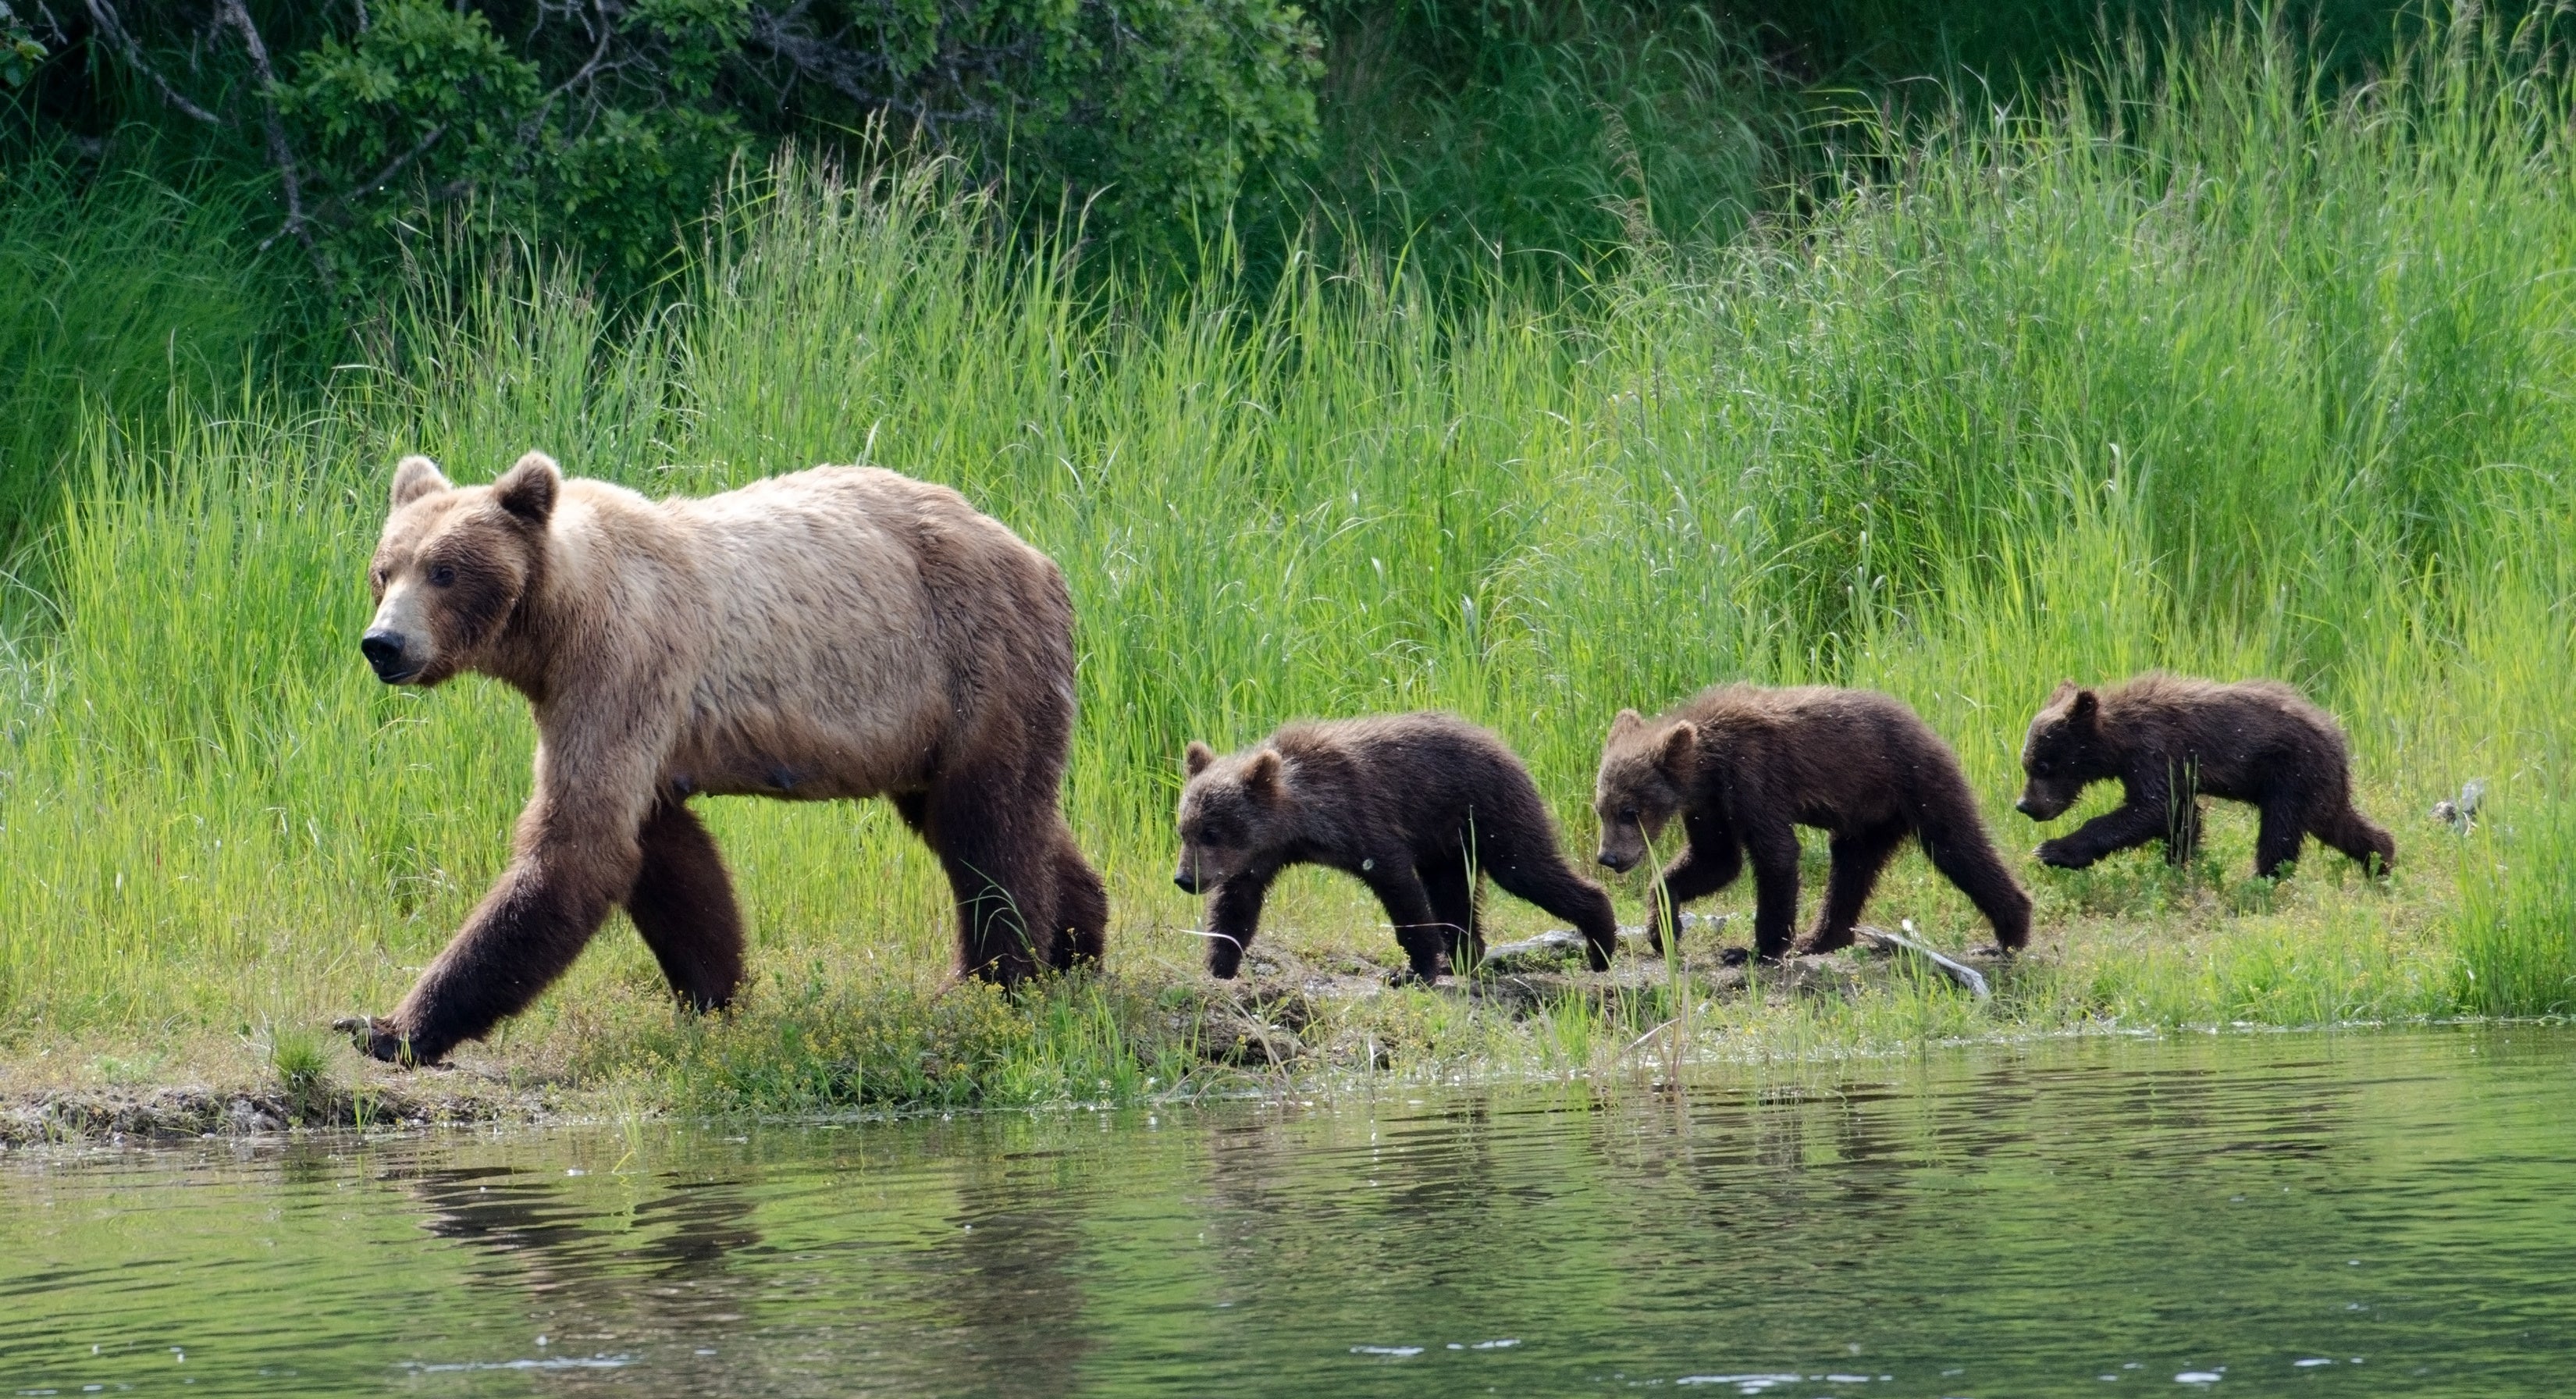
[4, 12, 2576, 1115]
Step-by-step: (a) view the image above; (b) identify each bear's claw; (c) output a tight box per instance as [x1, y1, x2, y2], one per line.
[2033, 840, 2087, 870]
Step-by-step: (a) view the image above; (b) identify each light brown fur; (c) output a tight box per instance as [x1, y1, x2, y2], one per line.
[346, 452, 1105, 1064]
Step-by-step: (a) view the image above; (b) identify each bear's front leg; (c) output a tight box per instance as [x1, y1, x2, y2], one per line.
[1202, 874, 1272, 980]
[1360, 862, 1448, 984]
[1644, 835, 1741, 956]
[349, 746, 658, 1066]
[2037, 795, 2173, 869]
[356, 851, 632, 1065]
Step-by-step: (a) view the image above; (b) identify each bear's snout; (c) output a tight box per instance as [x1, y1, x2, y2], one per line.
[1173, 869, 1203, 894]
[361, 628, 415, 683]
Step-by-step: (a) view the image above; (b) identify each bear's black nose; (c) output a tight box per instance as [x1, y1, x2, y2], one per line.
[2014, 796, 2041, 817]
[1172, 872, 1199, 894]
[1597, 852, 1625, 870]
[361, 629, 411, 681]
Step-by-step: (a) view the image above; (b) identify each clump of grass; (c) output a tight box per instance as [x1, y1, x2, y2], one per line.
[3, 10, 2574, 1113]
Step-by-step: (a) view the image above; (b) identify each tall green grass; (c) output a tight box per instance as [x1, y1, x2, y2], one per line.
[2, 12, 2571, 1108]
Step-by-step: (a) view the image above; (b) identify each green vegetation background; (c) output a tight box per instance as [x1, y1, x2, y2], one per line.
[2, 2, 2572, 1116]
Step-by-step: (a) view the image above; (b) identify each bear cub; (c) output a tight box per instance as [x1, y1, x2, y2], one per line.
[1174, 712, 1619, 982]
[1592, 685, 2031, 962]
[2016, 674, 2395, 879]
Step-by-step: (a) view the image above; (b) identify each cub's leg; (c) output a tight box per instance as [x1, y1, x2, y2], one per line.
[1642, 831, 1741, 956]
[2314, 803, 2396, 874]
[1915, 811, 2033, 952]
[2254, 795, 2309, 879]
[1418, 858, 1482, 970]
[1802, 821, 1904, 955]
[2037, 790, 2174, 869]
[1360, 862, 1450, 984]
[1485, 833, 1620, 971]
[1743, 821, 1806, 963]
[623, 798, 745, 1011]
[1202, 874, 1272, 979]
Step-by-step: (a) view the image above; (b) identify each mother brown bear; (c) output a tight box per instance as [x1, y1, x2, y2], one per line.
[340, 451, 1106, 1065]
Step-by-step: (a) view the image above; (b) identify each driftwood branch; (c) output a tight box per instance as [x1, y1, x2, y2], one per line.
[81, 0, 222, 125]
[213, 0, 330, 283]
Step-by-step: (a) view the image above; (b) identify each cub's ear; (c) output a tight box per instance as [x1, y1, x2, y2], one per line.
[391, 455, 451, 509]
[1244, 749, 1283, 796]
[1657, 721, 1698, 773]
[1608, 707, 1645, 739]
[2047, 678, 2078, 707]
[2069, 688, 2100, 722]
[493, 450, 560, 525]
[1184, 741, 1215, 778]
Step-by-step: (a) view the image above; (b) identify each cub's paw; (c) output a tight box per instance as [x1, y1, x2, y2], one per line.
[2033, 839, 2089, 870]
[1385, 966, 1440, 989]
[333, 1016, 429, 1068]
[1717, 945, 1754, 968]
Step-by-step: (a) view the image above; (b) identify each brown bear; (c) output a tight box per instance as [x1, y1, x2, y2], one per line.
[2016, 674, 2396, 878]
[1592, 685, 2031, 962]
[340, 451, 1106, 1066]
[1172, 713, 1619, 982]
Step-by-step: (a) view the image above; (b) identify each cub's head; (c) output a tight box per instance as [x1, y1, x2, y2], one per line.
[1592, 708, 1698, 873]
[1172, 741, 1296, 892]
[2017, 680, 2113, 820]
[361, 452, 559, 686]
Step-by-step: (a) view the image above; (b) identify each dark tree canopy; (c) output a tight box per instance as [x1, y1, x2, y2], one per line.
[6, 0, 1322, 287]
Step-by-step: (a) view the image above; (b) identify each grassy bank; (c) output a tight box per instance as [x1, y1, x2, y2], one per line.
[1, 14, 2571, 1126]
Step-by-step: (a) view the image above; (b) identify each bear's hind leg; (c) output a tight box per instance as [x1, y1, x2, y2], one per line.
[2312, 802, 2396, 875]
[624, 799, 745, 1012]
[1484, 835, 1619, 971]
[1418, 857, 1482, 970]
[918, 764, 1058, 986]
[1916, 812, 2033, 952]
[1802, 821, 1904, 955]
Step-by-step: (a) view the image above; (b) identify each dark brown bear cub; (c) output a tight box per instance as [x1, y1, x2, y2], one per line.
[1174, 713, 1619, 982]
[1592, 685, 2031, 962]
[2016, 674, 2395, 879]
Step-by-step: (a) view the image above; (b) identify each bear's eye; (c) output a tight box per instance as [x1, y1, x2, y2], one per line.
[1620, 807, 1639, 822]
[2031, 760, 2052, 777]
[428, 564, 457, 588]
[370, 568, 386, 589]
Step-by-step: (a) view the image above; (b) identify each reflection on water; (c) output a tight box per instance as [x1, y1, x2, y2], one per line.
[5, 1027, 2574, 1396]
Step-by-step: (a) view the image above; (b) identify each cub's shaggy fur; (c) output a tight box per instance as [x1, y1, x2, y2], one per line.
[1173, 713, 1619, 982]
[345, 452, 1105, 1065]
[2017, 674, 2395, 878]
[1592, 685, 2030, 960]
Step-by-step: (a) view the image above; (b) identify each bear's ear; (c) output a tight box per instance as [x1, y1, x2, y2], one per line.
[1184, 741, 1215, 778]
[493, 451, 560, 525]
[2069, 688, 2099, 723]
[1244, 749, 1283, 796]
[2047, 678, 2079, 707]
[1608, 707, 1645, 740]
[1657, 721, 1698, 773]
[391, 455, 451, 509]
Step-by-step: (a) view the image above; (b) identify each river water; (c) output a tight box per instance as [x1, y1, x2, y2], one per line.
[4, 1026, 2571, 1396]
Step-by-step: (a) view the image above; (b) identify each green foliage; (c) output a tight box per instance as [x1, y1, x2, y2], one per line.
[28, 0, 1321, 290]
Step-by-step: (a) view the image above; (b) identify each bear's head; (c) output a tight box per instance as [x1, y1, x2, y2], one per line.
[1592, 708, 1698, 873]
[2016, 680, 2114, 820]
[1172, 741, 1295, 893]
[361, 452, 559, 687]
